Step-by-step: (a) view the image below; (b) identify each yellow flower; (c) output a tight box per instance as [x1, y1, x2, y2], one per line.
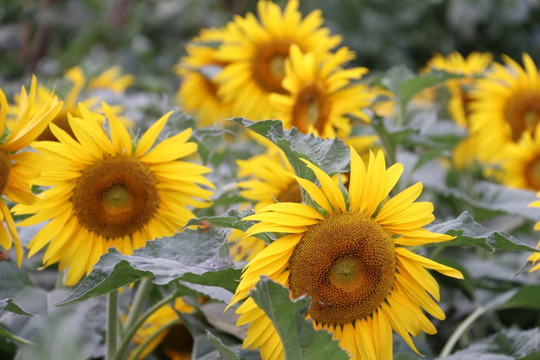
[130, 298, 195, 360]
[469, 53, 540, 161]
[176, 25, 236, 127]
[13, 104, 214, 285]
[499, 124, 540, 191]
[229, 147, 463, 360]
[0, 77, 62, 266]
[228, 228, 267, 262]
[270, 45, 372, 138]
[215, 0, 341, 121]
[425, 51, 493, 127]
[237, 144, 300, 212]
[529, 194, 540, 273]
[10, 66, 132, 141]
[87, 66, 135, 93]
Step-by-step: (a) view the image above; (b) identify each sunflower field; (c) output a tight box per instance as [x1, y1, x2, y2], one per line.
[1, 1, 540, 359]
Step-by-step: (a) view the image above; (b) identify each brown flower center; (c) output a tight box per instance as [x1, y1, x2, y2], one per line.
[0, 150, 12, 195]
[252, 40, 291, 94]
[288, 213, 396, 325]
[292, 82, 331, 135]
[524, 156, 540, 190]
[72, 156, 159, 238]
[276, 181, 302, 203]
[504, 91, 540, 141]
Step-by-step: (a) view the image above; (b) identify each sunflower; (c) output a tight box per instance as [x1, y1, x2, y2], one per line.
[228, 147, 463, 360]
[425, 51, 493, 127]
[529, 195, 540, 273]
[228, 228, 267, 262]
[13, 103, 214, 285]
[130, 298, 195, 360]
[498, 123, 540, 191]
[469, 53, 540, 161]
[270, 45, 372, 138]
[176, 25, 237, 127]
[215, 0, 341, 121]
[9, 66, 132, 141]
[237, 144, 301, 211]
[0, 77, 62, 266]
[87, 66, 135, 93]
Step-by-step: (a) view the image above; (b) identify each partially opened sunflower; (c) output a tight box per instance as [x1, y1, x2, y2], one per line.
[13, 103, 214, 285]
[529, 195, 540, 273]
[229, 147, 463, 360]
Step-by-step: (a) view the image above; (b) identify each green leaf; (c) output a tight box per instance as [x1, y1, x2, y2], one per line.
[185, 208, 273, 244]
[184, 208, 253, 232]
[425, 179, 540, 222]
[250, 277, 349, 360]
[0, 299, 33, 316]
[191, 127, 228, 165]
[180, 268, 241, 294]
[437, 328, 540, 359]
[58, 228, 233, 306]
[400, 71, 462, 110]
[495, 285, 540, 311]
[206, 331, 241, 360]
[233, 118, 350, 180]
[427, 212, 540, 252]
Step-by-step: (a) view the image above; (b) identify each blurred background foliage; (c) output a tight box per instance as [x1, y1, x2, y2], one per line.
[1, 0, 540, 90]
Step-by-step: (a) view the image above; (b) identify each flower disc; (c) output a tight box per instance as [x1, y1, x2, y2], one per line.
[252, 39, 291, 94]
[73, 155, 159, 238]
[288, 212, 396, 325]
[504, 90, 540, 141]
[0, 150, 12, 195]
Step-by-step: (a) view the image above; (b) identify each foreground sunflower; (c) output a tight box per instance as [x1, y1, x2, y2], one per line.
[469, 53, 540, 161]
[270, 45, 372, 138]
[0, 77, 62, 265]
[215, 0, 341, 120]
[13, 103, 214, 285]
[229, 147, 463, 360]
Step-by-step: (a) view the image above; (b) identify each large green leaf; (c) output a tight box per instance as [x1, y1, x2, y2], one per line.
[250, 277, 349, 360]
[58, 228, 234, 306]
[437, 328, 540, 360]
[427, 212, 540, 252]
[233, 118, 350, 180]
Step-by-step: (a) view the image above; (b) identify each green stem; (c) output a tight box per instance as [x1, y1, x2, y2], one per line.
[372, 117, 398, 166]
[129, 318, 179, 360]
[106, 290, 119, 360]
[439, 305, 487, 357]
[114, 291, 180, 360]
[124, 278, 153, 333]
[7, 334, 34, 346]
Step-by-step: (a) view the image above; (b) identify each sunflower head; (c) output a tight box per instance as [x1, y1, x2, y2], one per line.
[230, 147, 463, 359]
[469, 53, 540, 161]
[13, 103, 215, 285]
[215, 0, 342, 120]
[529, 194, 540, 273]
[270, 45, 371, 138]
